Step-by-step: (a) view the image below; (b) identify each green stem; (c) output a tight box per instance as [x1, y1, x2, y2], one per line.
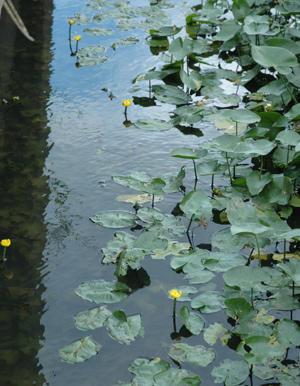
[254, 234, 261, 267]
[287, 145, 290, 167]
[211, 174, 214, 191]
[192, 159, 198, 182]
[2, 247, 6, 262]
[152, 194, 155, 208]
[251, 287, 254, 309]
[173, 298, 177, 316]
[248, 247, 254, 265]
[260, 156, 263, 178]
[187, 214, 194, 234]
[279, 74, 297, 104]
[284, 238, 287, 263]
[225, 152, 233, 183]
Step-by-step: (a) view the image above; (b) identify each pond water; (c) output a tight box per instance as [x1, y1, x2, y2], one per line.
[1, 1, 299, 385]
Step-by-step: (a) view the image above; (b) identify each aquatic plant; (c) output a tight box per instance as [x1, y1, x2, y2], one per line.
[60, 0, 300, 384]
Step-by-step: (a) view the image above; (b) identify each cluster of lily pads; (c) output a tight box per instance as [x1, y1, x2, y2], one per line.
[60, 0, 300, 385]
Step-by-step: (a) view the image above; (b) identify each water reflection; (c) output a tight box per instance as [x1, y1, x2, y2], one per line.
[0, 1, 54, 384]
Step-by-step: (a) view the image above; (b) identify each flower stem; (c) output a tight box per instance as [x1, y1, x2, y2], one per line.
[254, 234, 261, 267]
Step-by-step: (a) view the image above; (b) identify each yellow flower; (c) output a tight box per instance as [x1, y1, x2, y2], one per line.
[74, 35, 81, 41]
[69, 20, 74, 25]
[1, 239, 11, 247]
[169, 289, 182, 299]
[122, 99, 131, 107]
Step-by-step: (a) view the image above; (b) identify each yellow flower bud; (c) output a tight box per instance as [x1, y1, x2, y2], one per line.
[169, 289, 182, 299]
[69, 20, 74, 25]
[74, 35, 81, 41]
[1, 239, 11, 247]
[122, 99, 131, 107]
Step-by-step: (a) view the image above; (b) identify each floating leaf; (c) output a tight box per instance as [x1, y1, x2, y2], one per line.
[261, 175, 293, 205]
[74, 306, 112, 330]
[105, 310, 144, 345]
[78, 56, 108, 66]
[212, 227, 249, 253]
[115, 194, 163, 204]
[223, 266, 271, 289]
[154, 368, 201, 386]
[75, 280, 129, 303]
[211, 359, 249, 386]
[116, 37, 139, 46]
[179, 306, 205, 335]
[152, 84, 192, 105]
[90, 211, 137, 228]
[168, 343, 215, 367]
[151, 241, 190, 260]
[59, 337, 101, 364]
[84, 27, 114, 35]
[278, 259, 300, 285]
[134, 118, 173, 131]
[246, 171, 272, 195]
[171, 147, 207, 160]
[180, 190, 212, 222]
[274, 318, 300, 348]
[251, 45, 298, 74]
[204, 252, 247, 272]
[203, 323, 230, 346]
[77, 45, 106, 56]
[191, 291, 225, 313]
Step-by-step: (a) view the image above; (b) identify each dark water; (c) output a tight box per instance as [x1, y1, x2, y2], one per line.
[0, 1, 245, 385]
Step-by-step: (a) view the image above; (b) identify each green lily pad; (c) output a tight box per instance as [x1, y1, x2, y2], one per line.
[204, 252, 247, 272]
[78, 56, 109, 66]
[252, 45, 298, 74]
[59, 336, 101, 363]
[180, 190, 212, 222]
[246, 171, 272, 195]
[152, 84, 192, 105]
[90, 211, 137, 228]
[180, 69, 202, 91]
[225, 298, 256, 323]
[116, 37, 139, 46]
[105, 310, 144, 345]
[113, 173, 166, 195]
[212, 227, 249, 253]
[191, 291, 225, 313]
[223, 266, 271, 289]
[84, 27, 114, 35]
[137, 207, 165, 223]
[211, 359, 249, 386]
[179, 306, 205, 335]
[134, 119, 173, 131]
[77, 45, 106, 56]
[278, 258, 300, 285]
[236, 336, 286, 365]
[203, 322, 230, 346]
[74, 306, 112, 330]
[154, 368, 201, 386]
[261, 175, 293, 205]
[171, 147, 207, 160]
[274, 318, 300, 348]
[75, 280, 129, 303]
[234, 139, 276, 156]
[168, 343, 215, 367]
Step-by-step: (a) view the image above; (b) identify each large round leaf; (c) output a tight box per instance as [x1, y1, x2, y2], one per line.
[179, 306, 205, 335]
[171, 147, 207, 160]
[134, 119, 173, 131]
[223, 266, 271, 288]
[90, 211, 137, 228]
[168, 343, 215, 367]
[105, 311, 144, 345]
[251, 45, 298, 73]
[211, 359, 249, 386]
[180, 190, 212, 222]
[191, 291, 225, 313]
[74, 306, 112, 330]
[75, 280, 129, 303]
[59, 336, 101, 364]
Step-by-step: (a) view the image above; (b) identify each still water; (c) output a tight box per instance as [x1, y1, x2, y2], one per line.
[0, 1, 225, 385]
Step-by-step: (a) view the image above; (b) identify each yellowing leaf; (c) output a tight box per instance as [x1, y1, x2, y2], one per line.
[115, 194, 163, 204]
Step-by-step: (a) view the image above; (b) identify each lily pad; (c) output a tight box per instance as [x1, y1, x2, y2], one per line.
[203, 322, 230, 346]
[211, 359, 249, 386]
[179, 306, 205, 335]
[105, 310, 144, 345]
[78, 56, 108, 66]
[134, 119, 173, 131]
[74, 306, 112, 330]
[168, 343, 215, 367]
[90, 211, 137, 228]
[180, 190, 212, 222]
[84, 27, 114, 35]
[75, 280, 129, 303]
[191, 291, 225, 313]
[59, 336, 101, 364]
[223, 266, 271, 288]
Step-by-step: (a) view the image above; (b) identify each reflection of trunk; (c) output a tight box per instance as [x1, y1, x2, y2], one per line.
[0, 1, 53, 385]
[0, 0, 34, 41]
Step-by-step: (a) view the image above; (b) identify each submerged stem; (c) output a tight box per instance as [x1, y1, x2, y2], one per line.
[192, 159, 198, 182]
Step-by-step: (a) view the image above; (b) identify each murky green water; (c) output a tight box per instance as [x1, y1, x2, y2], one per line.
[0, 1, 247, 385]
